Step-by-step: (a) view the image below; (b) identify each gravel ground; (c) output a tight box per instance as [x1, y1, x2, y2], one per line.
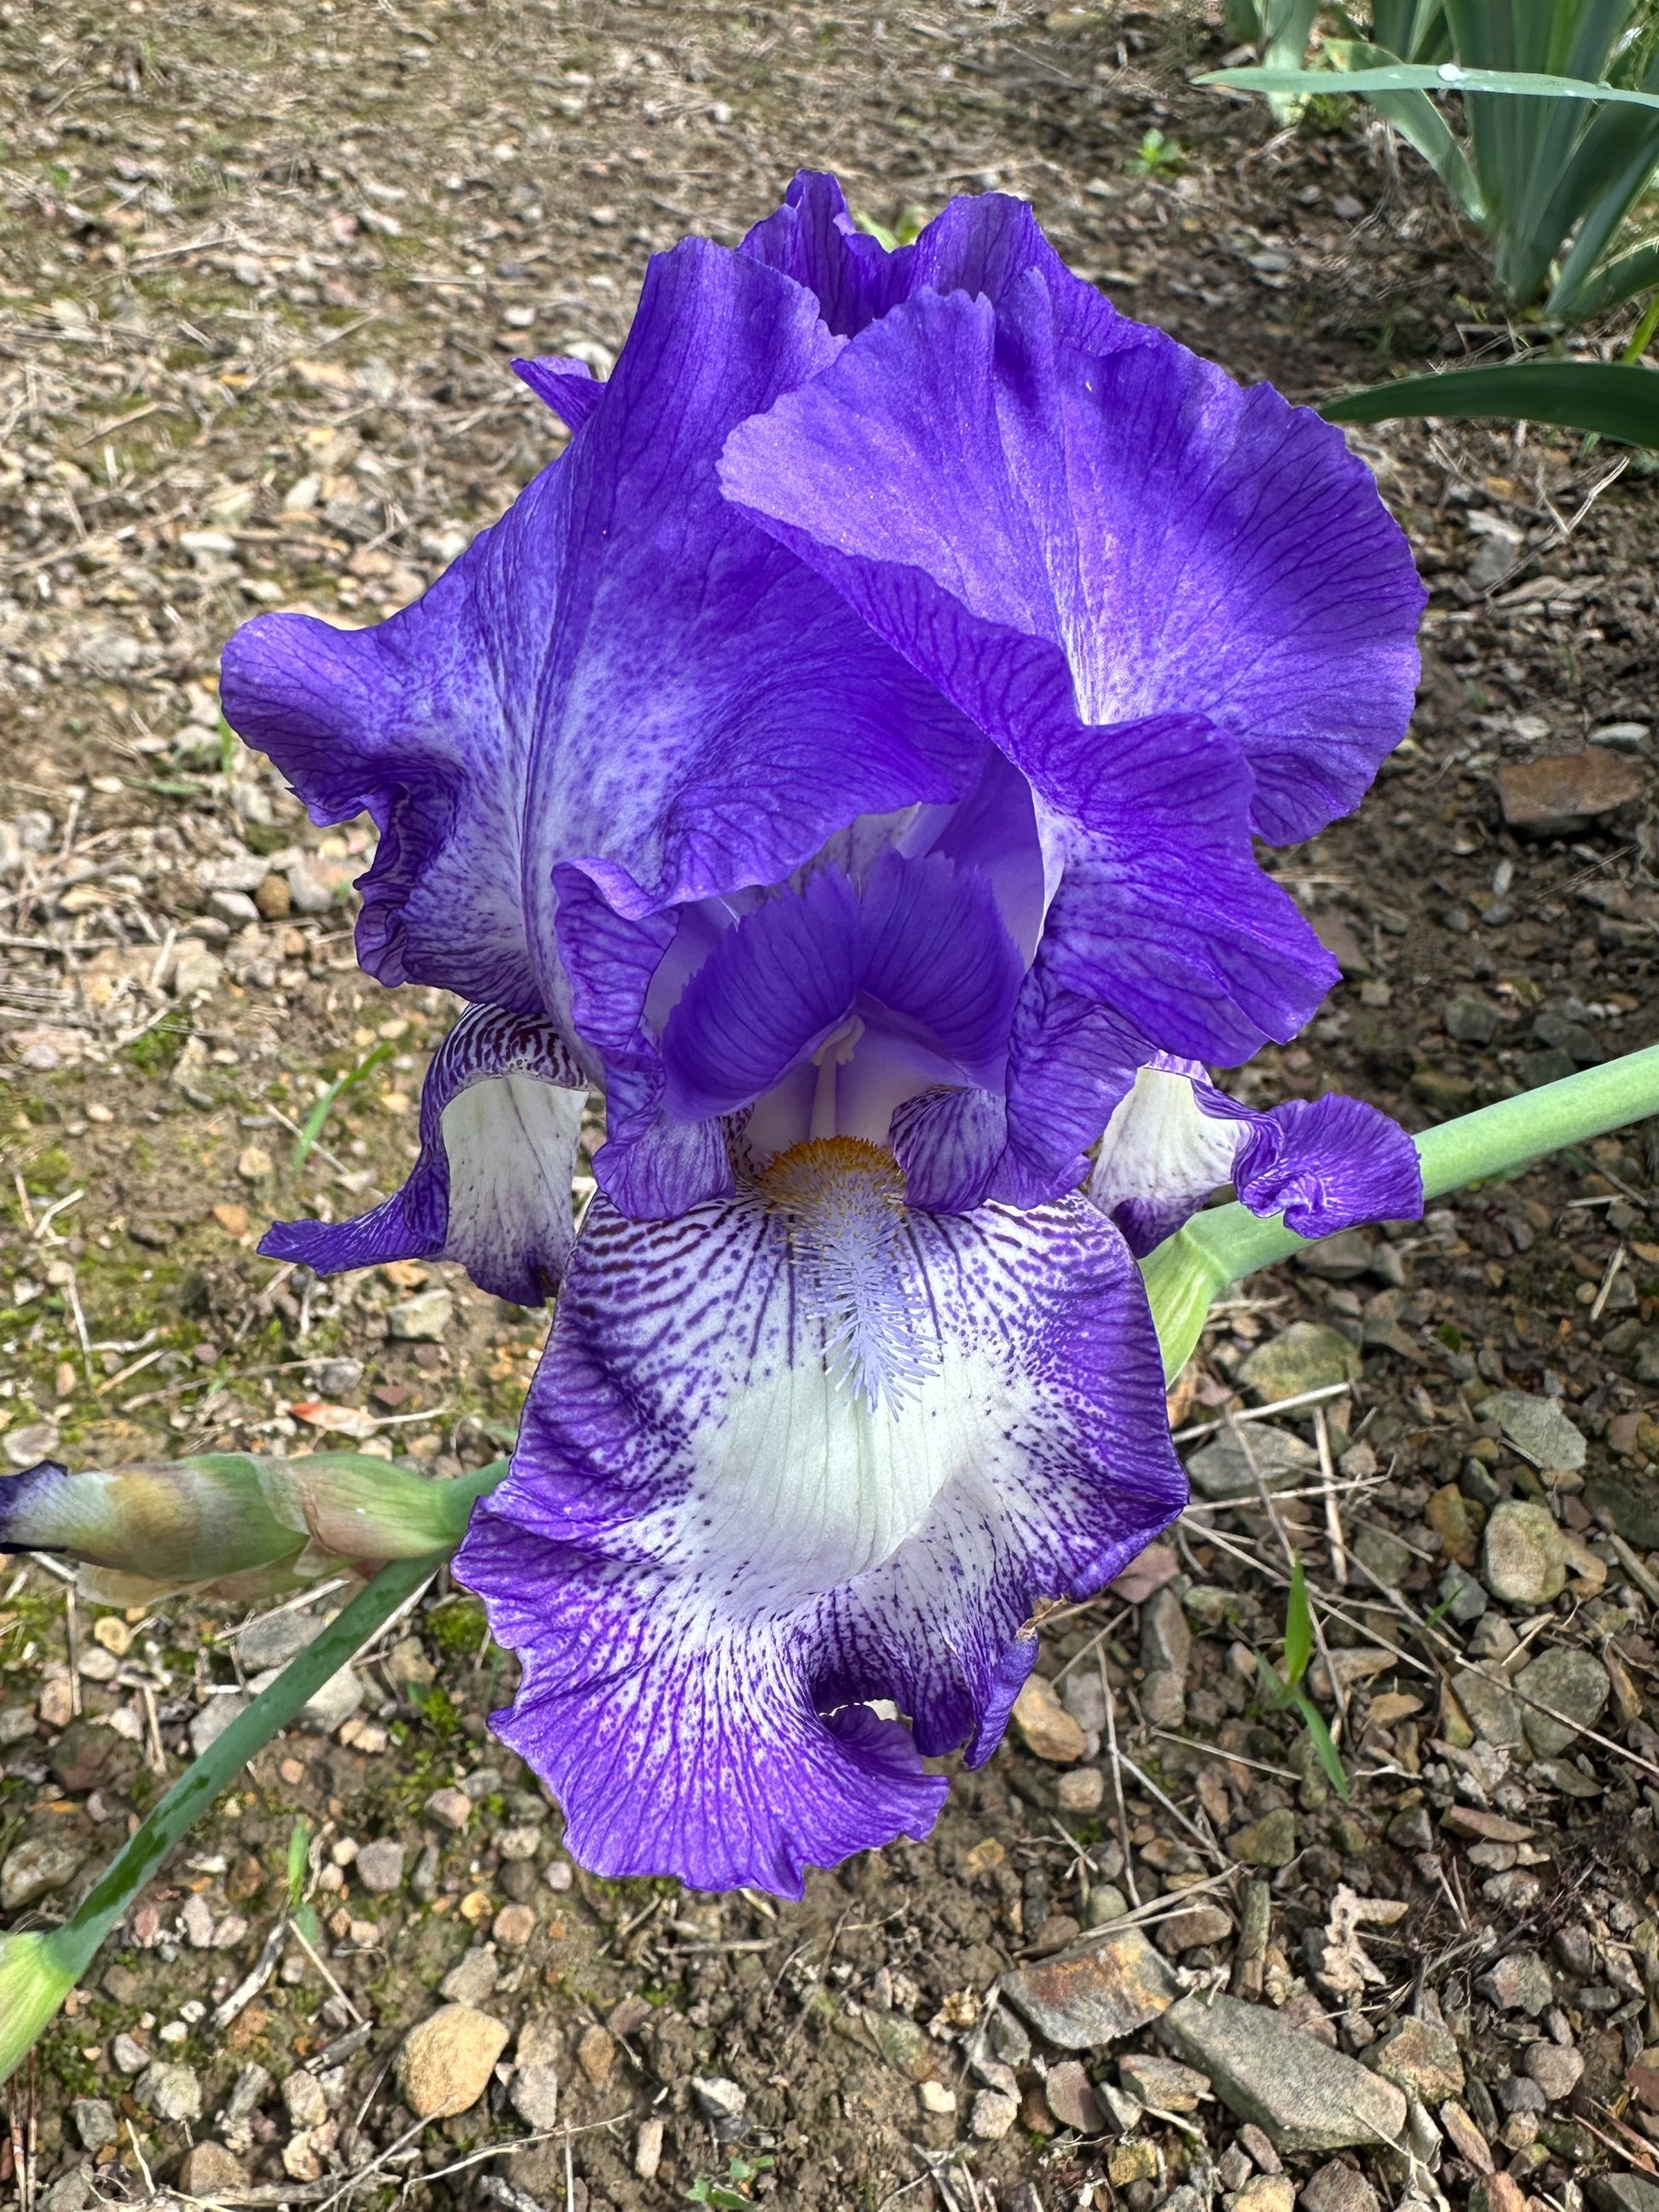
[4, 3, 1659, 2210]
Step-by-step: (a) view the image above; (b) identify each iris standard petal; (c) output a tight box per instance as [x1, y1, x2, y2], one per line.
[221, 477, 563, 1013]
[721, 287, 1344, 1070]
[740, 168, 1120, 351]
[722, 273, 1423, 849]
[512, 353, 604, 431]
[223, 238, 983, 1016]
[261, 1006, 588, 1305]
[515, 238, 983, 931]
[454, 1152, 1185, 1897]
[1090, 1058, 1424, 1257]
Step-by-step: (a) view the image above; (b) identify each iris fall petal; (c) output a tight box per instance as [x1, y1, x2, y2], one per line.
[455, 1168, 1185, 1896]
[261, 1004, 588, 1305]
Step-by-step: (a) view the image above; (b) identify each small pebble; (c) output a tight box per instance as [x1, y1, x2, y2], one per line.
[577, 2024, 615, 2086]
[396, 2005, 509, 2121]
[970, 2086, 1018, 2140]
[425, 1787, 471, 1833]
[1056, 1765, 1106, 1815]
[492, 1903, 536, 1949]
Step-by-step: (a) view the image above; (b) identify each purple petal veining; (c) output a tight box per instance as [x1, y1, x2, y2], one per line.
[457, 1179, 1185, 1896]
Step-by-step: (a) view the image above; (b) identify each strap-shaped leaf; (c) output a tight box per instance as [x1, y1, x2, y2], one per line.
[1369, 0, 1452, 64]
[1291, 1688, 1353, 1802]
[1326, 39, 1488, 223]
[1204, 60, 1659, 112]
[1554, 235, 1659, 320]
[1321, 357, 1659, 444]
[1283, 1554, 1314, 1689]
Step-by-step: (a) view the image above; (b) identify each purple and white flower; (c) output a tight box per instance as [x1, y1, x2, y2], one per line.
[222, 172, 1424, 1897]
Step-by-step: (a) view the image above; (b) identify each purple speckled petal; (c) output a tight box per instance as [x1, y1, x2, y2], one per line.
[455, 1183, 1184, 1896]
[723, 276, 1423, 850]
[1232, 1089, 1423, 1241]
[1090, 1056, 1424, 1257]
[223, 238, 982, 1017]
[260, 1005, 587, 1304]
[888, 1084, 1008, 1213]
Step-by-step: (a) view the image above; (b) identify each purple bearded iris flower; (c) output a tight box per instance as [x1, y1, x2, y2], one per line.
[220, 172, 1425, 1897]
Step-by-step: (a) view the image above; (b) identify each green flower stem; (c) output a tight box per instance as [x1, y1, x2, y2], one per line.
[1146, 1042, 1659, 1377]
[0, 1551, 439, 2085]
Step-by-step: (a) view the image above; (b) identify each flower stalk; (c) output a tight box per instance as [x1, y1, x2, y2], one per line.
[1144, 1042, 1659, 1377]
[0, 1547, 455, 2086]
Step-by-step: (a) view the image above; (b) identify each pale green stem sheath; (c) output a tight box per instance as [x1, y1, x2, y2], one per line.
[0, 1551, 438, 2084]
[1144, 1042, 1659, 1379]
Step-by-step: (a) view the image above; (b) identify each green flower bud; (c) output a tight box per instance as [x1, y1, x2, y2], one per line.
[0, 1451, 503, 1603]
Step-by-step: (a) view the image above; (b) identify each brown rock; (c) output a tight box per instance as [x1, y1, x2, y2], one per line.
[1056, 1766, 1105, 1815]
[1043, 2058, 1102, 2134]
[1158, 1991, 1407, 2151]
[1364, 2016, 1463, 2102]
[1471, 2177, 1529, 2212]
[1299, 2161, 1380, 2212]
[1235, 2180, 1296, 2212]
[607, 1994, 653, 2040]
[577, 2024, 615, 2086]
[1525, 2041, 1583, 2102]
[492, 1903, 536, 1949]
[396, 2005, 510, 2120]
[1107, 2141, 1159, 2186]
[49, 1718, 141, 1796]
[1020, 2081, 1054, 2135]
[286, 851, 360, 915]
[510, 2013, 561, 2129]
[1438, 2100, 1494, 2174]
[1498, 749, 1645, 835]
[1441, 1807, 1533, 1843]
[1119, 2050, 1211, 2111]
[1313, 911, 1371, 979]
[355, 1839, 405, 1893]
[1111, 1542, 1180, 1603]
[1426, 1484, 1485, 1568]
[1000, 1925, 1180, 2048]
[425, 1787, 471, 1833]
[1029, 1913, 1082, 1956]
[1155, 1902, 1234, 1955]
[177, 2144, 250, 2196]
[1239, 2124, 1281, 2174]
[254, 873, 292, 921]
[1228, 1809, 1298, 1868]
[1011, 1672, 1087, 1763]
[971, 2085, 1018, 2140]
